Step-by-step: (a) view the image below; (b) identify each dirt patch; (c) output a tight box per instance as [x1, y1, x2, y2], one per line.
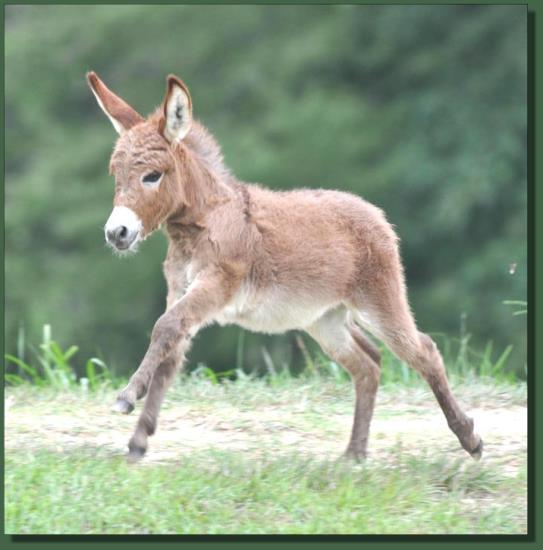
[5, 391, 527, 471]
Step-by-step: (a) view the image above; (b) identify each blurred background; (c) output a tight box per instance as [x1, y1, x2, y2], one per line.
[5, 5, 527, 379]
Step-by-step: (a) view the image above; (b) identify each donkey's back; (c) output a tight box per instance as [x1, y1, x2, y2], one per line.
[230, 184, 401, 316]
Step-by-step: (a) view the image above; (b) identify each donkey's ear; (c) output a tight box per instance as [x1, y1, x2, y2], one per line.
[160, 75, 192, 143]
[86, 71, 143, 134]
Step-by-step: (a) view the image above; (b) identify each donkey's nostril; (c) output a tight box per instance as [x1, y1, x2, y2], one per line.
[106, 225, 129, 245]
[112, 226, 128, 242]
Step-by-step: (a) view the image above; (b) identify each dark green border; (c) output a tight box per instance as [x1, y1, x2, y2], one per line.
[1, 1, 538, 548]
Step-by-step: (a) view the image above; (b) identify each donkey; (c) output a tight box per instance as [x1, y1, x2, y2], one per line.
[87, 71, 483, 462]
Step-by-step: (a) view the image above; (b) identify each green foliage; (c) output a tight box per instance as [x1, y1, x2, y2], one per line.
[5, 363, 527, 534]
[5, 5, 527, 378]
[4, 326, 522, 391]
[4, 325, 116, 391]
[5, 442, 526, 534]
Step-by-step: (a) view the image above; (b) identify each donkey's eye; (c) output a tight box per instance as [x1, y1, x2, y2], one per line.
[142, 171, 163, 185]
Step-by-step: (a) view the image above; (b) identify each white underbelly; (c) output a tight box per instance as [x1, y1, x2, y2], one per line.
[214, 285, 334, 334]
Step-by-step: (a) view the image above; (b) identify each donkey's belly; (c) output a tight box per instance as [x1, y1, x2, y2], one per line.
[214, 286, 334, 334]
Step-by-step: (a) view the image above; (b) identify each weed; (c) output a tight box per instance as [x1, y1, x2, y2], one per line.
[4, 324, 116, 392]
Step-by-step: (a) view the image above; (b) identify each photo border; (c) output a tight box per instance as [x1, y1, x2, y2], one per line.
[1, 1, 537, 548]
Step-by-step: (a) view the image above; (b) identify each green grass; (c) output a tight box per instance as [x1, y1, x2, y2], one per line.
[5, 372, 527, 535]
[4, 326, 527, 534]
[4, 323, 525, 395]
[5, 446, 526, 535]
[5, 324, 118, 391]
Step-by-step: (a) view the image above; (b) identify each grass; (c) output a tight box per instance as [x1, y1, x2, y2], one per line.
[5, 324, 118, 392]
[4, 325, 528, 534]
[5, 445, 526, 535]
[4, 322, 525, 394]
[5, 372, 528, 535]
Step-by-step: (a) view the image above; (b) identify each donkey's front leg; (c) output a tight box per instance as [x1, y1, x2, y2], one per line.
[111, 316, 190, 414]
[127, 344, 183, 460]
[112, 311, 192, 414]
[112, 267, 241, 414]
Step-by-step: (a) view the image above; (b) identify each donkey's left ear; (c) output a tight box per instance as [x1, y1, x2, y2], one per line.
[160, 75, 192, 143]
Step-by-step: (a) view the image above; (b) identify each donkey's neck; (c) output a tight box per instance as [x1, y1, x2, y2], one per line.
[165, 121, 238, 238]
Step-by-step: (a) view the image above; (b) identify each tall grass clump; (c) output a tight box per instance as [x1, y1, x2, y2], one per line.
[289, 313, 522, 387]
[5, 324, 116, 392]
[5, 314, 522, 391]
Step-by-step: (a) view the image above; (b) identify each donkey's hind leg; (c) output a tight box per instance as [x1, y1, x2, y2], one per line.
[354, 290, 483, 459]
[306, 308, 381, 460]
[126, 346, 182, 460]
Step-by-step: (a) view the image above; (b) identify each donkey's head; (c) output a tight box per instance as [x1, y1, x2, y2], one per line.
[87, 71, 193, 253]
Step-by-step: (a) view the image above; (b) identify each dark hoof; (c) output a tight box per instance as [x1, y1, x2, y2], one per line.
[111, 398, 134, 415]
[470, 438, 484, 461]
[127, 442, 146, 462]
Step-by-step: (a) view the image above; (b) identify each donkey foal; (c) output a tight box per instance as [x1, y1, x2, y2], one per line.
[87, 71, 483, 462]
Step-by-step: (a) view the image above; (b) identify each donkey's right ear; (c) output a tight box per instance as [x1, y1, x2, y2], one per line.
[86, 71, 144, 134]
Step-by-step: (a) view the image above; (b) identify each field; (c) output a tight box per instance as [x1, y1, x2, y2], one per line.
[5, 371, 527, 535]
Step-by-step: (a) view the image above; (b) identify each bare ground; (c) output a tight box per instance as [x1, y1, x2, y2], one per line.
[5, 381, 527, 473]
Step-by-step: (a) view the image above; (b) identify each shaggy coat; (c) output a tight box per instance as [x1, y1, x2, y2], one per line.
[87, 72, 483, 461]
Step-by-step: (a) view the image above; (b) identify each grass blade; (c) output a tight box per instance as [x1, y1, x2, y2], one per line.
[4, 354, 40, 382]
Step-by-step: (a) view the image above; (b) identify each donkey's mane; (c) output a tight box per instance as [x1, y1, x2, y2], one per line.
[184, 120, 232, 182]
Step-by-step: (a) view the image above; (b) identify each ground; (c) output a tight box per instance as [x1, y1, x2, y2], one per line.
[5, 376, 528, 534]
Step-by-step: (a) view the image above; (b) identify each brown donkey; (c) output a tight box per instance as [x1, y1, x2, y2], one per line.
[87, 71, 483, 462]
